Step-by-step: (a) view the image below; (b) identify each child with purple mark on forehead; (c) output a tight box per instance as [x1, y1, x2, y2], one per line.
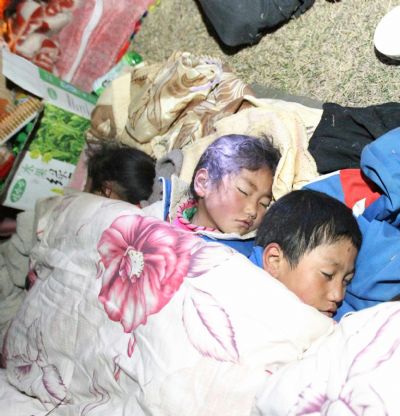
[155, 134, 281, 256]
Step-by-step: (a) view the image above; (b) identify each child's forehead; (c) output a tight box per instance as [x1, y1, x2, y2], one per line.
[212, 168, 273, 195]
[303, 239, 358, 263]
[227, 167, 272, 184]
[227, 167, 271, 179]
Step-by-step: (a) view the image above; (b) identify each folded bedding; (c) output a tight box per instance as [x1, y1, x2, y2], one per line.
[7, 0, 153, 92]
[88, 51, 323, 202]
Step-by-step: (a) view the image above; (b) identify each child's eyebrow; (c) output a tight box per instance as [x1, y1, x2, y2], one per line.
[243, 178, 257, 190]
[240, 178, 272, 197]
[324, 260, 355, 275]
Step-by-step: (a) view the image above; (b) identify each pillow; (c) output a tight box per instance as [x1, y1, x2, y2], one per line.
[4, 192, 333, 415]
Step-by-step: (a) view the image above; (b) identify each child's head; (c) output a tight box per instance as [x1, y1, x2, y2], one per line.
[85, 143, 155, 205]
[256, 189, 362, 317]
[189, 134, 281, 235]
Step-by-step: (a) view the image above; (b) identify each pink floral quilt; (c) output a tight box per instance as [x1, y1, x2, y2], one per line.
[1, 191, 332, 415]
[2, 192, 400, 415]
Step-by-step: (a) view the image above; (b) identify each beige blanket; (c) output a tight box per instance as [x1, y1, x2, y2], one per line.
[179, 95, 322, 200]
[89, 51, 322, 200]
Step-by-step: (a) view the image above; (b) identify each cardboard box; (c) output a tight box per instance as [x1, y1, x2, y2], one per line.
[2, 49, 97, 119]
[1, 50, 97, 210]
[1, 104, 91, 210]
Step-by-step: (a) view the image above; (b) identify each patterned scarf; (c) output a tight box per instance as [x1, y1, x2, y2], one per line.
[173, 199, 218, 233]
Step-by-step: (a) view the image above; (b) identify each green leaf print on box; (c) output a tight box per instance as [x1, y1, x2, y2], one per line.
[29, 104, 90, 165]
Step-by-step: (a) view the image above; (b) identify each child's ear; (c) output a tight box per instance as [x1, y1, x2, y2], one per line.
[101, 181, 113, 198]
[193, 168, 209, 198]
[262, 243, 284, 278]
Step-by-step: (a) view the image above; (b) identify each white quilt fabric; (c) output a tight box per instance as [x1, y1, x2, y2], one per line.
[253, 301, 400, 415]
[2, 192, 333, 416]
[0, 368, 46, 415]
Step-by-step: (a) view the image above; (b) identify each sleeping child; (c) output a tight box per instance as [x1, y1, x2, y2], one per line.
[0, 143, 156, 348]
[250, 189, 362, 318]
[148, 134, 281, 257]
[84, 143, 155, 205]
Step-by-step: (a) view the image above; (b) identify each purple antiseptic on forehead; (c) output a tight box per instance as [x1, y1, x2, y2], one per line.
[202, 135, 279, 180]
[190, 134, 281, 199]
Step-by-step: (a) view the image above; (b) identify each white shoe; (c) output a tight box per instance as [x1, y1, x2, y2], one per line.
[374, 6, 400, 60]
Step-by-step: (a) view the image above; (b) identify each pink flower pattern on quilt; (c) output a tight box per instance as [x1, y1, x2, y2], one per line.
[96, 214, 239, 362]
[97, 214, 201, 333]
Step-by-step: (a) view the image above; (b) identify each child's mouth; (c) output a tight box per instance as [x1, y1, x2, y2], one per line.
[321, 309, 336, 318]
[237, 219, 252, 230]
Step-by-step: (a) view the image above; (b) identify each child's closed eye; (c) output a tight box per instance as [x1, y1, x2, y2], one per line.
[260, 199, 271, 209]
[343, 275, 354, 286]
[321, 271, 333, 280]
[237, 187, 248, 196]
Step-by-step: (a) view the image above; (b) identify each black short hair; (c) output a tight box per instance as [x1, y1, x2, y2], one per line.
[255, 189, 362, 267]
[86, 143, 155, 204]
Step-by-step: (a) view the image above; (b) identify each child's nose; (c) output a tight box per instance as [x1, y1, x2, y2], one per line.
[329, 280, 346, 303]
[245, 202, 257, 219]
